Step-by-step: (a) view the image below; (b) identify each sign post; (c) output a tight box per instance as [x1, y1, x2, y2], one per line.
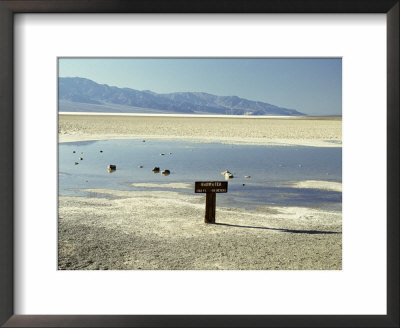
[195, 181, 228, 223]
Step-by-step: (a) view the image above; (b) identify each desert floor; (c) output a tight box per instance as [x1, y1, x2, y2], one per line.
[58, 114, 342, 270]
[59, 114, 342, 147]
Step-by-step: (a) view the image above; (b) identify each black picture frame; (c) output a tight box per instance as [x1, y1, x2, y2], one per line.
[0, 1, 398, 327]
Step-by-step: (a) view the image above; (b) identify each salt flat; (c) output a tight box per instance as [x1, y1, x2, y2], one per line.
[59, 189, 342, 270]
[58, 114, 342, 270]
[59, 114, 342, 147]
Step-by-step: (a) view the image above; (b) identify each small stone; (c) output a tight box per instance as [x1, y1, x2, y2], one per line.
[107, 164, 116, 172]
[224, 172, 233, 179]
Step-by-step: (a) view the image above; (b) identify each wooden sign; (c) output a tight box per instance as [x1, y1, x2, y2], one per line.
[195, 181, 228, 223]
[195, 181, 228, 193]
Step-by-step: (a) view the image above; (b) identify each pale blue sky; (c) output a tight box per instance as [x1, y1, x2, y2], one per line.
[58, 58, 342, 116]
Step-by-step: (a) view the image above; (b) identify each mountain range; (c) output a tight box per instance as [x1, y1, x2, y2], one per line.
[58, 77, 305, 116]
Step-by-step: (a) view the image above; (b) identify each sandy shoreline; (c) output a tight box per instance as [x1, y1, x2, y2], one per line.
[59, 189, 342, 270]
[59, 114, 342, 147]
[58, 114, 342, 270]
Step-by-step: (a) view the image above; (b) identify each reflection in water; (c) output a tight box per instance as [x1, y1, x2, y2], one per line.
[59, 139, 342, 210]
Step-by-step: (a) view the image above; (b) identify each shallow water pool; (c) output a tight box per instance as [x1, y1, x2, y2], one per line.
[59, 139, 342, 210]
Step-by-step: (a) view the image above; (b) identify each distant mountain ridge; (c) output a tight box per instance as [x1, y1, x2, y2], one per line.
[58, 77, 305, 116]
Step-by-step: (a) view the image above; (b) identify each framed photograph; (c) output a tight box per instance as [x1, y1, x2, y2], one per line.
[57, 57, 343, 272]
[1, 1, 398, 327]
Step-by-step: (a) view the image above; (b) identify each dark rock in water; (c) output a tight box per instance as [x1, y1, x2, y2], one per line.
[162, 169, 170, 176]
[79, 157, 83, 160]
[73, 151, 76, 153]
[152, 166, 160, 173]
[242, 183, 246, 186]
[138, 165, 143, 168]
[74, 162, 79, 165]
[100, 150, 103, 153]
[107, 164, 116, 172]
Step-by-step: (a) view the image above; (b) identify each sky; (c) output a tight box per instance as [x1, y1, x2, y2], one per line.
[58, 58, 342, 116]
